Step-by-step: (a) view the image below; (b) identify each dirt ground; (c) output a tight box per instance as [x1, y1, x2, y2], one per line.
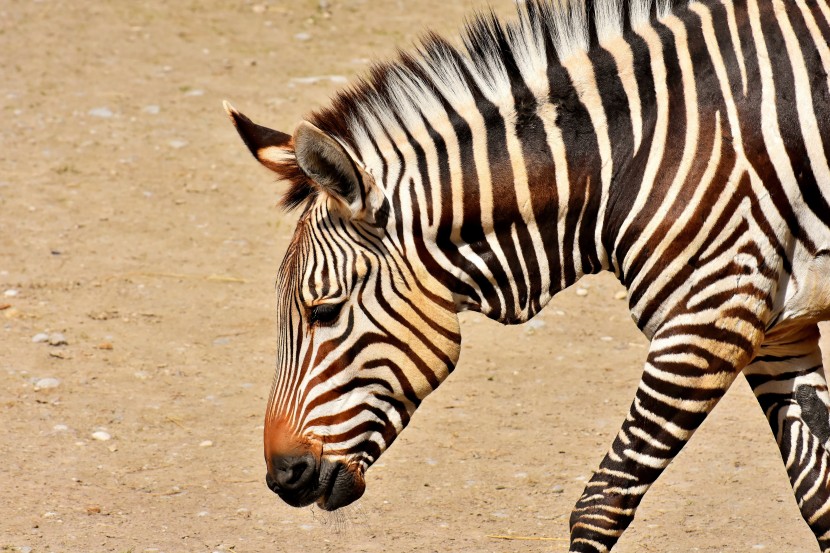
[2, 1, 829, 552]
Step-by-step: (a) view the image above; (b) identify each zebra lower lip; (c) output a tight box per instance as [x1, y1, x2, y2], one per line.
[316, 462, 365, 511]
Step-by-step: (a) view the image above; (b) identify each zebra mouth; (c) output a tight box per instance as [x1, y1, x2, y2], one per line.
[316, 461, 365, 511]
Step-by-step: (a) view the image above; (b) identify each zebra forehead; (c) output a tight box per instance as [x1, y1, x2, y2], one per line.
[277, 203, 356, 282]
[308, 0, 684, 152]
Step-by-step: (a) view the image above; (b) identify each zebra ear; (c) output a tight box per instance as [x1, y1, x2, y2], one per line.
[223, 101, 293, 171]
[293, 121, 388, 225]
[293, 121, 363, 207]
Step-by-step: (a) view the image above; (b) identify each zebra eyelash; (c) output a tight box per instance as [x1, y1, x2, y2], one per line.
[308, 302, 345, 326]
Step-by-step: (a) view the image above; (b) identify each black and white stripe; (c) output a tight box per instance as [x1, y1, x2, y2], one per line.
[227, 0, 830, 549]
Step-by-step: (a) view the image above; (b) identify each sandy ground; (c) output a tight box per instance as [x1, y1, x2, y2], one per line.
[1, 1, 829, 552]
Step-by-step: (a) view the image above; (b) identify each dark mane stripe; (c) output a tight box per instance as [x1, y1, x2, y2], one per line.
[278, 0, 684, 210]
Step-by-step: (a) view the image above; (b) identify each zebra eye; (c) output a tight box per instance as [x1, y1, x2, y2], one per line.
[308, 302, 344, 326]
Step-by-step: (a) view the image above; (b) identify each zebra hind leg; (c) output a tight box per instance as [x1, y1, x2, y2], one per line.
[744, 324, 830, 552]
[568, 314, 764, 552]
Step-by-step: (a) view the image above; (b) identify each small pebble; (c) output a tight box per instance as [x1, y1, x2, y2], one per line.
[294, 32, 312, 41]
[199, 440, 214, 447]
[526, 319, 546, 330]
[575, 287, 589, 297]
[251, 3, 266, 13]
[3, 289, 18, 297]
[53, 424, 69, 432]
[212, 337, 230, 346]
[290, 75, 348, 85]
[97, 342, 113, 350]
[551, 485, 565, 493]
[614, 290, 628, 300]
[600, 336, 614, 342]
[48, 333, 68, 346]
[91, 431, 111, 441]
[142, 105, 160, 115]
[42, 512, 58, 518]
[4, 307, 21, 319]
[169, 139, 188, 149]
[32, 333, 49, 343]
[86, 505, 101, 515]
[34, 377, 60, 390]
[184, 89, 204, 97]
[88, 107, 113, 118]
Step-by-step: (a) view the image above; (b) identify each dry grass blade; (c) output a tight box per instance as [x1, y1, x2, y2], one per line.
[107, 272, 247, 283]
[487, 534, 568, 542]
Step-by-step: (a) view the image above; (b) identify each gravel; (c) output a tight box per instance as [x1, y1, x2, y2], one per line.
[48, 332, 68, 346]
[88, 107, 113, 118]
[34, 377, 61, 390]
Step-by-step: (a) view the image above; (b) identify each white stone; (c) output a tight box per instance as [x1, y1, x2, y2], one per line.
[294, 32, 312, 41]
[3, 289, 18, 297]
[48, 333, 68, 346]
[34, 377, 60, 390]
[614, 290, 628, 300]
[91, 431, 111, 441]
[32, 333, 49, 343]
[575, 287, 589, 297]
[53, 424, 69, 432]
[142, 105, 160, 115]
[290, 75, 348, 86]
[88, 107, 113, 118]
[169, 139, 188, 149]
[199, 440, 213, 447]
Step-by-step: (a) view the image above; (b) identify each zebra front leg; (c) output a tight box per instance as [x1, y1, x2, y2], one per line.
[745, 324, 830, 552]
[568, 318, 764, 552]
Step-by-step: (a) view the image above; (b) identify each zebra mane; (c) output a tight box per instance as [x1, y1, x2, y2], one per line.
[280, 0, 680, 211]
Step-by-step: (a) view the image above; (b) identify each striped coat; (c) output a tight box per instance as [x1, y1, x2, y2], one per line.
[227, 0, 830, 550]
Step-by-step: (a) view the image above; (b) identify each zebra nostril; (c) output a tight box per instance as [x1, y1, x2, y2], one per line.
[270, 453, 317, 492]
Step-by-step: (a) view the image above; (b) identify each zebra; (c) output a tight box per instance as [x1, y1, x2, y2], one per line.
[225, 0, 830, 550]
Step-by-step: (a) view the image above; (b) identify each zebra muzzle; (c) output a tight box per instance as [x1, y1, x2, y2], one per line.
[265, 453, 365, 510]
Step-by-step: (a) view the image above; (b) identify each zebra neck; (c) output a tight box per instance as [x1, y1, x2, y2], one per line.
[445, 62, 654, 322]
[382, 63, 633, 324]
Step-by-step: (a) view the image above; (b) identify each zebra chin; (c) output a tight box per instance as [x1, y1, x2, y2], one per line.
[265, 456, 366, 511]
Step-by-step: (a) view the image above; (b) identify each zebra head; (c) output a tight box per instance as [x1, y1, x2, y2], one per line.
[226, 104, 462, 510]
